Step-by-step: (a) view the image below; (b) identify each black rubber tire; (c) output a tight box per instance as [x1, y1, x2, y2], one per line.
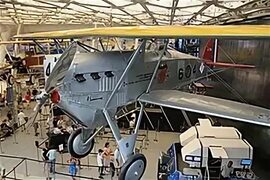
[7, 74, 14, 85]
[119, 153, 147, 180]
[68, 128, 94, 158]
[29, 74, 35, 85]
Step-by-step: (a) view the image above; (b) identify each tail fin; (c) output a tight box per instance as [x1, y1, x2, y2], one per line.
[202, 39, 214, 62]
[202, 39, 255, 69]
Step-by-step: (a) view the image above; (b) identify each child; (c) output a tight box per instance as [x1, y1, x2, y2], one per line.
[68, 157, 77, 180]
[97, 149, 104, 179]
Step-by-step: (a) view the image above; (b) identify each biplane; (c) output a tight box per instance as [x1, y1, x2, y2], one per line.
[0, 39, 71, 86]
[14, 25, 270, 180]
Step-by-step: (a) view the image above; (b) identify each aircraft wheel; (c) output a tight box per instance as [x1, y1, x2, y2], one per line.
[7, 75, 14, 85]
[29, 74, 35, 85]
[119, 153, 147, 180]
[68, 128, 94, 158]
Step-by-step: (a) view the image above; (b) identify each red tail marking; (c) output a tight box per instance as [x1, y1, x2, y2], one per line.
[202, 39, 214, 62]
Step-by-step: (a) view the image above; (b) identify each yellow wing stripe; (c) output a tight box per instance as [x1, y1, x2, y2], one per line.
[14, 25, 270, 39]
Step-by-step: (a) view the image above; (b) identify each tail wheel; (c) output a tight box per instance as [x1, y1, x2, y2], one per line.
[7, 75, 14, 85]
[68, 128, 94, 158]
[119, 153, 147, 180]
[29, 74, 35, 85]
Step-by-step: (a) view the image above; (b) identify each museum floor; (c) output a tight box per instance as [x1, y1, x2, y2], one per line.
[0, 104, 180, 180]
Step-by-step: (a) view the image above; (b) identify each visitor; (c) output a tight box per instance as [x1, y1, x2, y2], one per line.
[6, 110, 12, 121]
[17, 110, 26, 132]
[103, 142, 112, 172]
[220, 161, 234, 179]
[97, 149, 104, 179]
[114, 146, 122, 176]
[129, 113, 136, 134]
[68, 157, 77, 180]
[46, 148, 57, 173]
[41, 148, 49, 172]
[33, 121, 39, 136]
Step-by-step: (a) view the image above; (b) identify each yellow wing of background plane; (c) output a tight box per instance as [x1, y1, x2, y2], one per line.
[0, 39, 70, 45]
[14, 25, 270, 39]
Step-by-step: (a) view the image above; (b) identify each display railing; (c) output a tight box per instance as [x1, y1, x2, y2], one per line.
[0, 153, 105, 180]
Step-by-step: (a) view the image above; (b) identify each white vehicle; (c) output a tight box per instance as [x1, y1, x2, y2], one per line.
[158, 118, 257, 180]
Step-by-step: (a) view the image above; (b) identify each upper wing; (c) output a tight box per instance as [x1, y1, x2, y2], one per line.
[0, 40, 70, 45]
[0, 40, 52, 45]
[14, 25, 270, 39]
[138, 90, 270, 127]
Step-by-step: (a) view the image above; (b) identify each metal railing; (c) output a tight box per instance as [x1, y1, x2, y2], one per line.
[0, 153, 107, 180]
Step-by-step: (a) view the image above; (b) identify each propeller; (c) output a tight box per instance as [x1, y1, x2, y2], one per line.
[28, 42, 77, 127]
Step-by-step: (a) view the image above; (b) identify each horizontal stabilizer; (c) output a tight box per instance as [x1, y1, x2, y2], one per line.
[204, 61, 255, 68]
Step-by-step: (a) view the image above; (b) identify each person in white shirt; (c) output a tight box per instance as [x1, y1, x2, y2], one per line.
[114, 147, 122, 176]
[129, 113, 136, 134]
[221, 161, 234, 179]
[46, 148, 57, 173]
[97, 149, 104, 179]
[53, 127, 62, 135]
[17, 110, 26, 131]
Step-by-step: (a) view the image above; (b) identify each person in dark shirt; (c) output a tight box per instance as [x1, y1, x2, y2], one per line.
[41, 148, 49, 172]
[32, 88, 38, 97]
[7, 110, 12, 121]
[53, 118, 59, 128]
[42, 148, 49, 160]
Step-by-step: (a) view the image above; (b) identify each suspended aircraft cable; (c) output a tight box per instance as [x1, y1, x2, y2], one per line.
[218, 45, 236, 64]
[168, 44, 249, 103]
[203, 64, 248, 103]
[181, 63, 247, 103]
[213, 45, 248, 103]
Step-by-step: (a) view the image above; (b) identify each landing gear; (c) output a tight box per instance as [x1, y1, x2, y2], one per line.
[68, 128, 94, 158]
[119, 154, 147, 180]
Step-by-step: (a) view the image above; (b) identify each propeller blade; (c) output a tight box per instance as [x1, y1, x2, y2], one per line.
[27, 105, 41, 129]
[28, 92, 50, 128]
[45, 42, 77, 93]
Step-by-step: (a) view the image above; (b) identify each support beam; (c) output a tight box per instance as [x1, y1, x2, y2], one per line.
[185, 2, 212, 24]
[170, 0, 179, 25]
[139, 3, 158, 25]
[102, 0, 146, 25]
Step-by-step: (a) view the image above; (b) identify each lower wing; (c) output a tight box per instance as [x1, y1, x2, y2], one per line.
[138, 90, 270, 127]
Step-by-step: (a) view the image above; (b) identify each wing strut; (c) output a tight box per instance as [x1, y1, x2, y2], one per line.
[104, 39, 147, 109]
[146, 40, 168, 93]
[143, 109, 155, 130]
[33, 39, 46, 54]
[181, 110, 192, 127]
[160, 106, 174, 131]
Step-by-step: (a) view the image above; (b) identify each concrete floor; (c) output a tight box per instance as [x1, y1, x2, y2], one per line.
[0, 104, 180, 180]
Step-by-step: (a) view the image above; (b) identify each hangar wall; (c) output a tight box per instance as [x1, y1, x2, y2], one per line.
[213, 39, 270, 108]
[203, 39, 270, 179]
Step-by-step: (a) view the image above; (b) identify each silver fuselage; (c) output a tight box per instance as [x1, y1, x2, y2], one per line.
[56, 49, 204, 129]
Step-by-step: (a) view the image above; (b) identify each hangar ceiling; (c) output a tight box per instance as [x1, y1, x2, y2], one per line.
[0, 0, 269, 26]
